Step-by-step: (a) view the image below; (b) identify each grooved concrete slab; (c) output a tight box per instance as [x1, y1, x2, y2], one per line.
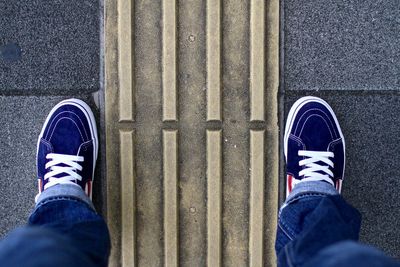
[104, 0, 280, 266]
[283, 0, 400, 91]
[207, 130, 222, 267]
[284, 93, 400, 258]
[0, 0, 100, 94]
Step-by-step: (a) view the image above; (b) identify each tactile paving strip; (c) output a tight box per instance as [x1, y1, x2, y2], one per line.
[104, 0, 279, 266]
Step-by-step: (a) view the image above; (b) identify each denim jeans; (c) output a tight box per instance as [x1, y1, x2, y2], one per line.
[0, 184, 110, 267]
[276, 181, 400, 267]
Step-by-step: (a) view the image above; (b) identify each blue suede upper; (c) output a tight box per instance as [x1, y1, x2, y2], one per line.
[286, 101, 345, 183]
[37, 103, 95, 191]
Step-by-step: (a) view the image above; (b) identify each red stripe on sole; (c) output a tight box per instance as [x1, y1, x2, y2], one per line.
[87, 181, 92, 199]
[287, 175, 293, 196]
[38, 179, 43, 192]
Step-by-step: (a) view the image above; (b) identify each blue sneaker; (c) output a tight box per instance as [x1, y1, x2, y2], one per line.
[284, 96, 345, 197]
[35, 99, 98, 202]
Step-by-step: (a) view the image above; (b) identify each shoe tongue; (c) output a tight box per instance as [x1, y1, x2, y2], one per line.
[49, 117, 84, 155]
[53, 145, 79, 155]
[50, 162, 78, 179]
[308, 169, 332, 177]
[300, 114, 333, 151]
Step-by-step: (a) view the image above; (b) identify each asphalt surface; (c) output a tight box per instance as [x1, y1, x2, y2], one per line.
[0, 0, 100, 94]
[0, 0, 102, 237]
[283, 0, 400, 91]
[283, 0, 400, 258]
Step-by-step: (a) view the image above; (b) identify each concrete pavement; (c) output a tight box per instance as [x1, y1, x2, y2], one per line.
[0, 0, 399, 266]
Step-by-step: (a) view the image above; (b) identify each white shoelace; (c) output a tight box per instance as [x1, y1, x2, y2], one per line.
[35, 153, 84, 202]
[295, 150, 334, 186]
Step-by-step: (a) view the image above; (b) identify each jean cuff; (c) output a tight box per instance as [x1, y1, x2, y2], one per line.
[282, 181, 339, 209]
[35, 184, 95, 211]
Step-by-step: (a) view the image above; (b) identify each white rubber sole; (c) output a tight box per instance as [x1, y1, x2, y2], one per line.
[36, 98, 98, 198]
[283, 96, 345, 193]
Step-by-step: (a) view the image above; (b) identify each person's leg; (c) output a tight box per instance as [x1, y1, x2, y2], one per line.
[304, 241, 400, 267]
[0, 99, 110, 267]
[0, 227, 95, 267]
[29, 184, 110, 266]
[276, 182, 362, 266]
[0, 186, 110, 267]
[277, 96, 399, 267]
